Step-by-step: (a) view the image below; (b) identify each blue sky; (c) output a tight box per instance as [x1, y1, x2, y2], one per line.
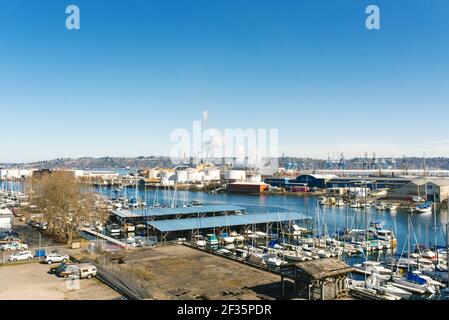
[0, 0, 448, 162]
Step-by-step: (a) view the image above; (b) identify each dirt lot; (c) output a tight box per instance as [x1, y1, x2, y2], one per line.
[96, 245, 296, 300]
[0, 262, 122, 300]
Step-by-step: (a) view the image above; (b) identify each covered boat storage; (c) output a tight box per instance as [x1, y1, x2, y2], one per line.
[145, 211, 308, 243]
[111, 205, 246, 223]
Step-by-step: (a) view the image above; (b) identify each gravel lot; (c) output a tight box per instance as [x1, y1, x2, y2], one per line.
[0, 262, 123, 300]
[96, 245, 296, 300]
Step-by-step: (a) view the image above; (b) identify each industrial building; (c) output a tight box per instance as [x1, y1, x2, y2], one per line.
[292, 174, 337, 189]
[389, 179, 449, 203]
[263, 178, 292, 188]
[326, 177, 412, 190]
[227, 182, 269, 194]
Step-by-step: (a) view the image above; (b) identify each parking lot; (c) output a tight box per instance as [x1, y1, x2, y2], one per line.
[0, 262, 123, 300]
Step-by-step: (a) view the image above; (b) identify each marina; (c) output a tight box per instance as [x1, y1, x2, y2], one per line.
[1, 172, 449, 300]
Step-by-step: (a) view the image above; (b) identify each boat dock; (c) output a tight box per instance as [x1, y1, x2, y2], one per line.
[80, 227, 128, 248]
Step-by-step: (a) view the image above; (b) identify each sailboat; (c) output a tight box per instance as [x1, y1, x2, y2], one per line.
[365, 274, 412, 299]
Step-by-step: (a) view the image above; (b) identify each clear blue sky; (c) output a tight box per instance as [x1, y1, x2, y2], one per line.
[0, 0, 448, 162]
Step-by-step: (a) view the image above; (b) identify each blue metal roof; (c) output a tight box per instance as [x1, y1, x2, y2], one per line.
[112, 205, 246, 219]
[147, 211, 305, 232]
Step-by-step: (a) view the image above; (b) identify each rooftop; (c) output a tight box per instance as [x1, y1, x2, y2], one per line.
[409, 178, 449, 187]
[147, 211, 306, 232]
[294, 258, 353, 280]
[111, 205, 246, 219]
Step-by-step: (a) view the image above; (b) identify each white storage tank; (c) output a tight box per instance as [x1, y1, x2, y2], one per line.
[187, 170, 204, 182]
[203, 168, 220, 181]
[161, 170, 175, 180]
[175, 170, 188, 183]
[223, 170, 246, 181]
[246, 174, 262, 183]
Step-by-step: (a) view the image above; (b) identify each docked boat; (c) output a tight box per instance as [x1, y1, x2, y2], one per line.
[353, 261, 393, 279]
[368, 222, 397, 246]
[350, 201, 361, 208]
[205, 234, 219, 246]
[386, 203, 398, 212]
[375, 202, 387, 211]
[392, 272, 437, 294]
[365, 275, 412, 299]
[347, 279, 401, 300]
[317, 196, 328, 205]
[415, 201, 433, 214]
[194, 235, 207, 247]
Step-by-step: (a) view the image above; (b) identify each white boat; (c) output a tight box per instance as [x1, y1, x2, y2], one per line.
[392, 272, 437, 294]
[281, 250, 309, 262]
[335, 199, 346, 207]
[386, 204, 397, 212]
[350, 201, 361, 208]
[263, 254, 286, 267]
[353, 261, 392, 279]
[365, 275, 412, 299]
[375, 202, 387, 211]
[415, 201, 432, 214]
[347, 279, 401, 300]
[317, 196, 328, 205]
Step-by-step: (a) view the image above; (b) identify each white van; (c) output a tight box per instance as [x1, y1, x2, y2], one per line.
[78, 263, 97, 279]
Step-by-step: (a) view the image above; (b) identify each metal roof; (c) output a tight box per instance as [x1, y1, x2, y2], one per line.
[112, 205, 246, 219]
[146, 211, 305, 232]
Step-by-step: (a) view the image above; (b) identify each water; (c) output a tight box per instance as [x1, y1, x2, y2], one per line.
[98, 186, 449, 251]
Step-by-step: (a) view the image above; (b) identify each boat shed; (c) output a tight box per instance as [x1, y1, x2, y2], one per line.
[111, 205, 247, 224]
[280, 258, 353, 300]
[146, 211, 307, 242]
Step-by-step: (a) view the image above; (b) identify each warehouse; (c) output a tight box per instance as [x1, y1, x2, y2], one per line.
[264, 178, 292, 188]
[389, 178, 449, 203]
[326, 177, 412, 190]
[293, 174, 336, 189]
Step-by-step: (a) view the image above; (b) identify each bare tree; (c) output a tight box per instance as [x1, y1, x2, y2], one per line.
[27, 171, 108, 244]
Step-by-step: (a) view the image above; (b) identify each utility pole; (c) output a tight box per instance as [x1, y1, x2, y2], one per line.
[446, 223, 449, 289]
[38, 232, 42, 262]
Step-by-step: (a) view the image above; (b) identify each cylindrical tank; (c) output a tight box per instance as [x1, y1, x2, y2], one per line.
[223, 170, 246, 181]
[175, 170, 188, 183]
[246, 174, 261, 183]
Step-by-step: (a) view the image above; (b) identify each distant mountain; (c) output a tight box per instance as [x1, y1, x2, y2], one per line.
[22, 156, 174, 170]
[3, 156, 449, 171]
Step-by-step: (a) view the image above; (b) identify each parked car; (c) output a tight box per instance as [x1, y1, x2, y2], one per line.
[39, 223, 48, 230]
[8, 251, 33, 262]
[57, 264, 80, 278]
[50, 261, 74, 274]
[1, 241, 28, 251]
[78, 263, 97, 279]
[45, 253, 70, 264]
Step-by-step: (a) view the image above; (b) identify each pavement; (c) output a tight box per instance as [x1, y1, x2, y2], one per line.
[0, 262, 123, 300]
